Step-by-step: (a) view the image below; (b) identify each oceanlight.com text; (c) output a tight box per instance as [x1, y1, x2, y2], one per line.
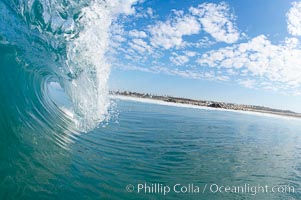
[125, 183, 295, 196]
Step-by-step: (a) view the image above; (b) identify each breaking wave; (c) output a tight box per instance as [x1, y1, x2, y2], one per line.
[0, 0, 136, 135]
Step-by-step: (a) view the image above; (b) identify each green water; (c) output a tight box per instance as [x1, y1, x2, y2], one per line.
[2, 100, 301, 199]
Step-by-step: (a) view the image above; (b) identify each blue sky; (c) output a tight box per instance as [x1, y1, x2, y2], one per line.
[107, 0, 301, 112]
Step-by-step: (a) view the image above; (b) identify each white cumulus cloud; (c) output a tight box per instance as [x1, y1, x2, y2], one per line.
[170, 55, 190, 66]
[197, 35, 301, 90]
[107, 0, 142, 15]
[287, 1, 301, 36]
[149, 15, 201, 49]
[189, 2, 241, 43]
[129, 29, 148, 38]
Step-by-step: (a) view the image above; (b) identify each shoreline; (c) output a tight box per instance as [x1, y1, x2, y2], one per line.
[110, 94, 301, 121]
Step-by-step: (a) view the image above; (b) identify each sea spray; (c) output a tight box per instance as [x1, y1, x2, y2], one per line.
[64, 2, 112, 131]
[63, 0, 141, 131]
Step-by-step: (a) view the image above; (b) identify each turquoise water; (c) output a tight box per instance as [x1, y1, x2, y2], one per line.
[2, 99, 301, 199]
[1, 0, 301, 199]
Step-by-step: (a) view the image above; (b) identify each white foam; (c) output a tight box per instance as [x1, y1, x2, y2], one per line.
[60, 0, 140, 131]
[63, 2, 111, 131]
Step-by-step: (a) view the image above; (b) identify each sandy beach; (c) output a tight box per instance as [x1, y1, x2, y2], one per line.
[111, 95, 301, 121]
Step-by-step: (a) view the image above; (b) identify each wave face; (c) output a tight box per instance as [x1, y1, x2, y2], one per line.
[0, 1, 140, 196]
[0, 0, 134, 133]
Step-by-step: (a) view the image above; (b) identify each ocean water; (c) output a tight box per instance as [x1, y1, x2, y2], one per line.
[2, 98, 301, 199]
[2, 0, 301, 199]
